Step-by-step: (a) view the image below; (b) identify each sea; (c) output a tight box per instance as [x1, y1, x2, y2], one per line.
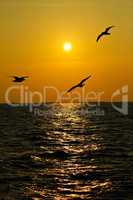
[0, 102, 133, 200]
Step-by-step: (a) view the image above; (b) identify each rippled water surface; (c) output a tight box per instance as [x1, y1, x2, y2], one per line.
[0, 103, 133, 200]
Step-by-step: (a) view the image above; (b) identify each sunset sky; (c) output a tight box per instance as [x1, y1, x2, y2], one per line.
[0, 0, 133, 102]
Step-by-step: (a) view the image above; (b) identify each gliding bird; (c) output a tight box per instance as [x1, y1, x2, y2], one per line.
[67, 75, 91, 93]
[96, 26, 115, 42]
[10, 76, 29, 83]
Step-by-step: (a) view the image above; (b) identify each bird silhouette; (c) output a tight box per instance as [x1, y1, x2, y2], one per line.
[10, 76, 29, 83]
[67, 75, 91, 93]
[96, 26, 115, 42]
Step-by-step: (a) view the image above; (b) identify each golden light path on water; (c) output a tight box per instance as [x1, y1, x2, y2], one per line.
[25, 103, 112, 199]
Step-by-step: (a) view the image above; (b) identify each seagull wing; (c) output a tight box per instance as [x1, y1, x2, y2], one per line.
[96, 33, 104, 42]
[9, 76, 19, 80]
[22, 76, 29, 79]
[80, 75, 91, 84]
[105, 26, 114, 33]
[67, 84, 78, 93]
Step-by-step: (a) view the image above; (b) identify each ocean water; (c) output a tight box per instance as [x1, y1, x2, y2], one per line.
[0, 103, 133, 200]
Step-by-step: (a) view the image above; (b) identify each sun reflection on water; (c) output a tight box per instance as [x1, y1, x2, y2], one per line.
[24, 103, 112, 199]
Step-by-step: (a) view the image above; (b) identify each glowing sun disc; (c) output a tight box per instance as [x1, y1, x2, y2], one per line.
[64, 42, 72, 52]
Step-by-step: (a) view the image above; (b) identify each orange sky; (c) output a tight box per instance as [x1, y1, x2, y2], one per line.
[0, 0, 133, 103]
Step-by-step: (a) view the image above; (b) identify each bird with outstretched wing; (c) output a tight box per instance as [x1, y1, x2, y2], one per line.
[10, 76, 29, 82]
[67, 75, 91, 93]
[96, 26, 115, 42]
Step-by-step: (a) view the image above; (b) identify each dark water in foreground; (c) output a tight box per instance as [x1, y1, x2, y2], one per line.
[0, 103, 133, 200]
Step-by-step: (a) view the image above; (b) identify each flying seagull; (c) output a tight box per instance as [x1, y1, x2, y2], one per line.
[67, 75, 91, 93]
[96, 26, 115, 42]
[10, 76, 29, 83]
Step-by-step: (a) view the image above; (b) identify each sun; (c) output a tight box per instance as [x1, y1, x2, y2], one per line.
[63, 42, 72, 52]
